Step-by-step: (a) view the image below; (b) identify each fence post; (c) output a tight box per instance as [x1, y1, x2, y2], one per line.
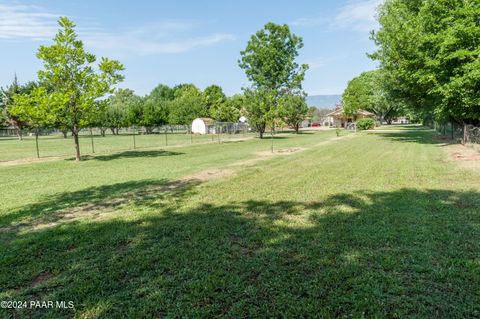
[165, 127, 168, 146]
[270, 128, 274, 153]
[90, 128, 95, 153]
[35, 128, 40, 158]
[133, 127, 136, 149]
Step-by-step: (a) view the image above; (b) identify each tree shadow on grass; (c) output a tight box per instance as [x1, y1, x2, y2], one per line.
[1, 188, 479, 318]
[0, 178, 199, 231]
[369, 129, 455, 145]
[65, 150, 184, 162]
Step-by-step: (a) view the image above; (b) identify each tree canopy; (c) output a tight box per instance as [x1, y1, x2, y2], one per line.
[370, 0, 480, 125]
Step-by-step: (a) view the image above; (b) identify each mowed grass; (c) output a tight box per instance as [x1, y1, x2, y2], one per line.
[1, 126, 479, 318]
[0, 131, 254, 162]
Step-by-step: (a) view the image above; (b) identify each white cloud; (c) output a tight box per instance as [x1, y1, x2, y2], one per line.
[0, 3, 235, 55]
[291, 17, 329, 27]
[303, 54, 349, 70]
[83, 26, 235, 55]
[333, 0, 382, 32]
[292, 0, 381, 32]
[0, 3, 59, 39]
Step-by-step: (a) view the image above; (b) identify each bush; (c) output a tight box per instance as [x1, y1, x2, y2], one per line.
[357, 118, 375, 130]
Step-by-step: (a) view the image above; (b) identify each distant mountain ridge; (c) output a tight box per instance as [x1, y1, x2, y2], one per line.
[306, 95, 341, 108]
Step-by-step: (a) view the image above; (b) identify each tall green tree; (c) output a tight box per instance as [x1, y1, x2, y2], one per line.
[31, 17, 124, 161]
[371, 0, 480, 126]
[239, 22, 308, 138]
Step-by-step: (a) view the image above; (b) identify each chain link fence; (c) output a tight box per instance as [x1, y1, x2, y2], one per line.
[435, 122, 480, 146]
[0, 123, 253, 162]
[464, 124, 480, 145]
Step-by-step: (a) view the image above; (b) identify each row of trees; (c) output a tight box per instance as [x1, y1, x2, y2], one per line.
[1, 19, 312, 160]
[343, 0, 479, 128]
[93, 83, 247, 136]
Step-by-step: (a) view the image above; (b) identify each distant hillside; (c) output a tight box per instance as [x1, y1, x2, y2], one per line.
[306, 95, 341, 108]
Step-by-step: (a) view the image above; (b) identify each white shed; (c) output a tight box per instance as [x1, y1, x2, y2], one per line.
[191, 118, 215, 134]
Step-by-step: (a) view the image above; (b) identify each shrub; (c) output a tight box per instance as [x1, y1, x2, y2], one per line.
[357, 118, 375, 130]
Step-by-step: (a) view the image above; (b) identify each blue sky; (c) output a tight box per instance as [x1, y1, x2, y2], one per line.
[0, 0, 381, 96]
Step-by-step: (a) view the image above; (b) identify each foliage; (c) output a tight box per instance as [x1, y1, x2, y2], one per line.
[371, 0, 480, 125]
[169, 84, 207, 125]
[342, 70, 400, 123]
[26, 17, 124, 160]
[239, 22, 308, 94]
[356, 118, 375, 130]
[244, 88, 276, 138]
[0, 76, 38, 137]
[94, 89, 135, 135]
[279, 93, 308, 133]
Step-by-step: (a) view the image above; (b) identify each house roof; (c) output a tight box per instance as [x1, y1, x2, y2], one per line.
[326, 108, 375, 117]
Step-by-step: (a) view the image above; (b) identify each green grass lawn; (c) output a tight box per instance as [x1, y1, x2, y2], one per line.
[0, 131, 255, 162]
[1, 126, 479, 318]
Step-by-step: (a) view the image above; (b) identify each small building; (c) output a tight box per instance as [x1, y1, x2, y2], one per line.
[191, 118, 215, 134]
[238, 116, 248, 123]
[326, 108, 375, 128]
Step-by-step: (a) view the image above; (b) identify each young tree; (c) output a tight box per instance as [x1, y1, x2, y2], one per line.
[0, 76, 37, 139]
[279, 93, 308, 133]
[244, 88, 276, 138]
[239, 22, 308, 138]
[32, 17, 124, 161]
[8, 87, 55, 157]
[93, 89, 134, 136]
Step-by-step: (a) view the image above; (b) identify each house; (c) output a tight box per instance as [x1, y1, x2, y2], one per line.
[326, 107, 375, 128]
[191, 118, 215, 134]
[320, 115, 335, 127]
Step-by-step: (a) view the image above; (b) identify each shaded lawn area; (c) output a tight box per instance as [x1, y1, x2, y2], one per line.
[1, 127, 479, 318]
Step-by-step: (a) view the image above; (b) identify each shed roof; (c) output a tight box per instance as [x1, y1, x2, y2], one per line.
[197, 117, 215, 125]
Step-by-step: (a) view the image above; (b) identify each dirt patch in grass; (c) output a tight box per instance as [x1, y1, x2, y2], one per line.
[448, 144, 480, 170]
[0, 156, 63, 167]
[30, 272, 52, 288]
[181, 168, 234, 182]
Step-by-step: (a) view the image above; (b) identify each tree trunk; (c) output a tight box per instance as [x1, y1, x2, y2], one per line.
[62, 130, 68, 138]
[35, 129, 40, 158]
[257, 123, 265, 139]
[17, 128, 23, 140]
[73, 128, 81, 161]
[115, 128, 119, 135]
[295, 123, 300, 134]
[100, 128, 106, 137]
[110, 128, 116, 135]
